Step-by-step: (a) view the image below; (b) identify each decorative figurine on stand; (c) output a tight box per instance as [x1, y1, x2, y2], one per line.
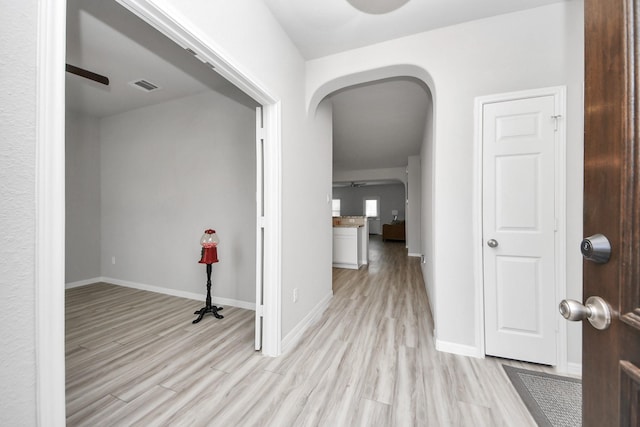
[193, 229, 224, 323]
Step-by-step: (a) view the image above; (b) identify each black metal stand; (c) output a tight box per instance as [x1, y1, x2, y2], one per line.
[192, 263, 224, 323]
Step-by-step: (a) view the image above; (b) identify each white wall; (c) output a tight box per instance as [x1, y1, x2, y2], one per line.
[307, 1, 585, 364]
[285, 97, 334, 329]
[407, 155, 422, 255]
[66, 111, 102, 284]
[144, 0, 334, 339]
[421, 100, 436, 318]
[99, 90, 257, 304]
[0, 1, 38, 424]
[333, 183, 406, 226]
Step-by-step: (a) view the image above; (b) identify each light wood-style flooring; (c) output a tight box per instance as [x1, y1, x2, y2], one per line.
[66, 236, 550, 426]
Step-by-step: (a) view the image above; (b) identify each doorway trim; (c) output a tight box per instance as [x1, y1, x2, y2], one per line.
[37, 0, 282, 423]
[36, 1, 67, 423]
[473, 86, 567, 370]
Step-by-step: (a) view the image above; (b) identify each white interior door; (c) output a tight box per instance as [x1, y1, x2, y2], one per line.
[483, 95, 557, 365]
[255, 106, 264, 351]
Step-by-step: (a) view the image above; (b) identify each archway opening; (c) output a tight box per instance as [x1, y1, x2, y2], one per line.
[312, 67, 435, 291]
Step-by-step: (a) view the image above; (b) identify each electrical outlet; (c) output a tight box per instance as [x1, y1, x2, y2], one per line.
[293, 288, 298, 303]
[112, 256, 116, 265]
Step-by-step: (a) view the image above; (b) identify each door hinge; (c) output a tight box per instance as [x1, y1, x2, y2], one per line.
[256, 304, 264, 317]
[551, 115, 562, 132]
[259, 216, 266, 228]
[257, 127, 266, 140]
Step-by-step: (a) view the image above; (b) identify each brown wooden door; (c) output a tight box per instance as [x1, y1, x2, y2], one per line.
[584, 0, 640, 425]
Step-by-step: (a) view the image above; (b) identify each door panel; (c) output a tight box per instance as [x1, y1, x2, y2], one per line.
[483, 95, 557, 365]
[496, 256, 541, 334]
[496, 154, 540, 229]
[582, 1, 640, 425]
[620, 361, 640, 426]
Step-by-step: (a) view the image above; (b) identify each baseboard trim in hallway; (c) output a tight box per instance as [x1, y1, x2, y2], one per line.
[281, 290, 334, 354]
[66, 276, 255, 311]
[435, 339, 483, 358]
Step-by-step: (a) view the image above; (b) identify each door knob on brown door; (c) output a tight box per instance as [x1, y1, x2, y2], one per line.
[487, 239, 498, 248]
[559, 296, 611, 330]
[580, 233, 611, 263]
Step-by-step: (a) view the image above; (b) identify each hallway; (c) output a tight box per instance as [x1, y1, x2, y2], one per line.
[66, 237, 540, 426]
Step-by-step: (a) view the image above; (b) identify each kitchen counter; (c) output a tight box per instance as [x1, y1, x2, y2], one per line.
[332, 223, 368, 269]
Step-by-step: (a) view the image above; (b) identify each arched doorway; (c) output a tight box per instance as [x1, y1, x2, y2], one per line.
[312, 65, 436, 311]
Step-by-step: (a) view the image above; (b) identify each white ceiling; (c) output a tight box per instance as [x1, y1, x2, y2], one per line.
[330, 78, 430, 172]
[67, 0, 565, 177]
[263, 0, 566, 60]
[66, 0, 256, 118]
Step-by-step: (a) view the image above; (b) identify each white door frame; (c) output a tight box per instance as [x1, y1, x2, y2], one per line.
[473, 86, 567, 370]
[36, 0, 282, 423]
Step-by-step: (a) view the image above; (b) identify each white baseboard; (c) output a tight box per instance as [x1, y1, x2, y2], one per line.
[435, 338, 581, 374]
[65, 277, 104, 289]
[281, 291, 333, 354]
[332, 263, 359, 270]
[566, 362, 582, 377]
[67, 276, 255, 311]
[435, 339, 483, 358]
[408, 253, 421, 257]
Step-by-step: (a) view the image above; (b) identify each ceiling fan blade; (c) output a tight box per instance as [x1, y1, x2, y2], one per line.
[65, 63, 109, 86]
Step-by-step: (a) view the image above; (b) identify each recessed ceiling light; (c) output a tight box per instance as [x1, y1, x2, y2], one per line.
[346, 0, 410, 14]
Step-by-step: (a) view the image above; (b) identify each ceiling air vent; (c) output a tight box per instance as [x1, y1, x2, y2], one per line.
[129, 79, 161, 92]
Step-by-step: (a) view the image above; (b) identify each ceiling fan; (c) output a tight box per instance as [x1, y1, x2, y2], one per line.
[65, 63, 110, 86]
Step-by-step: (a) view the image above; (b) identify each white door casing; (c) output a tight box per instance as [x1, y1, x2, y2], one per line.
[481, 90, 564, 365]
[255, 106, 264, 350]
